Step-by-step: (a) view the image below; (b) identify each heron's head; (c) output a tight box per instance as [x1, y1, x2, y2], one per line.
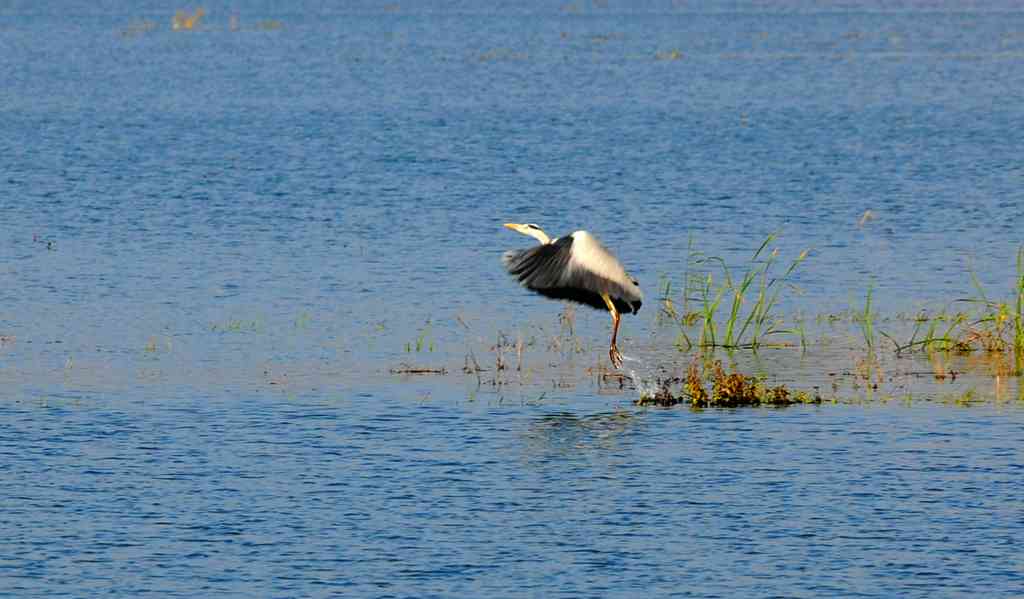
[503, 223, 551, 244]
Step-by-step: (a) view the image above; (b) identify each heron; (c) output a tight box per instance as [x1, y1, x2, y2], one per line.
[502, 223, 643, 369]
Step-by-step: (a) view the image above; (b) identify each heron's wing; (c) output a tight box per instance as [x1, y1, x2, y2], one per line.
[503, 236, 642, 314]
[565, 232, 643, 310]
[502, 236, 574, 291]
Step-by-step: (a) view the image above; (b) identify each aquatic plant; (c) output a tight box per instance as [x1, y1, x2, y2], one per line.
[143, 336, 172, 354]
[881, 309, 965, 355]
[546, 305, 584, 355]
[793, 312, 809, 351]
[172, 8, 205, 31]
[664, 233, 809, 350]
[943, 248, 1024, 373]
[855, 283, 875, 351]
[880, 247, 1024, 374]
[490, 330, 532, 373]
[638, 358, 821, 408]
[404, 321, 435, 353]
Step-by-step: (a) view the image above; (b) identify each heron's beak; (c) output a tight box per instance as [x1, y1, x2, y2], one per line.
[503, 223, 521, 231]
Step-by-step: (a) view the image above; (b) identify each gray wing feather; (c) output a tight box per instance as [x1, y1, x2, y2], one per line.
[502, 237, 574, 290]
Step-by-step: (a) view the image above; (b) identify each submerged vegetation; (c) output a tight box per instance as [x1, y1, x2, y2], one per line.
[638, 359, 822, 408]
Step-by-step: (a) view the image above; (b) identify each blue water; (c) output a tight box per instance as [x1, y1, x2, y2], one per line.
[2, 398, 1022, 597]
[2, 2, 1024, 596]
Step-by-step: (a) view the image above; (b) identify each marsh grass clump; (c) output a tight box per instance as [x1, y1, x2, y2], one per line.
[886, 310, 969, 354]
[882, 247, 1024, 375]
[638, 359, 821, 408]
[661, 233, 809, 350]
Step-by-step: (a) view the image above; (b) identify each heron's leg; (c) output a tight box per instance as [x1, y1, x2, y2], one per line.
[601, 293, 623, 369]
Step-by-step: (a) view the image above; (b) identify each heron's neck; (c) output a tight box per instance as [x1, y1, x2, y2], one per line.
[526, 229, 552, 244]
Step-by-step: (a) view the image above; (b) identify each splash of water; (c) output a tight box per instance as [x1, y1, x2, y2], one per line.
[622, 354, 658, 400]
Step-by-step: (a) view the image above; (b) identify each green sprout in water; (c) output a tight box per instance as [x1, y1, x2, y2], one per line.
[405, 321, 435, 353]
[856, 283, 875, 352]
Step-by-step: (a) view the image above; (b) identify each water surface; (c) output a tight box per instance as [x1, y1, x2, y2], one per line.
[2, 2, 1024, 596]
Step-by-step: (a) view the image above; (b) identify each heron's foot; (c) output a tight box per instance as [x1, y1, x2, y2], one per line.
[609, 345, 623, 369]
